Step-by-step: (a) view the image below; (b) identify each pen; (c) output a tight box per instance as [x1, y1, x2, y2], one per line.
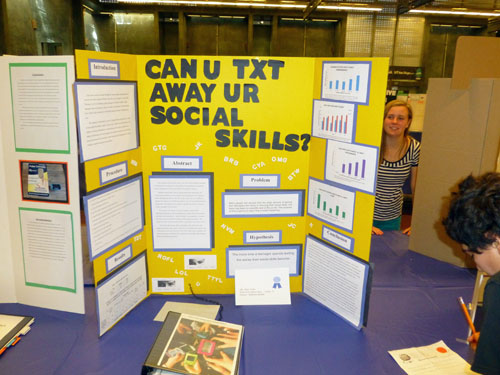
[458, 297, 476, 335]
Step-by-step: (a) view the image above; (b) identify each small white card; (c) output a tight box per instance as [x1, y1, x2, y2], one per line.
[234, 267, 291, 306]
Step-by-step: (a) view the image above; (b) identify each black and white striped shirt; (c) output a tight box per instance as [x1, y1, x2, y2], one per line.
[374, 138, 420, 221]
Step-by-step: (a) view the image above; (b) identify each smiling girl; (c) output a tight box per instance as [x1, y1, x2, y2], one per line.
[372, 100, 420, 235]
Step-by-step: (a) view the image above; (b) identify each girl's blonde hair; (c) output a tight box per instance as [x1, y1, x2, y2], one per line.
[379, 100, 414, 164]
[384, 99, 413, 138]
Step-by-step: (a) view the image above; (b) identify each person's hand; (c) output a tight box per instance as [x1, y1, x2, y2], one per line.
[402, 226, 411, 236]
[212, 331, 239, 348]
[177, 322, 192, 334]
[204, 352, 233, 375]
[467, 332, 480, 350]
[372, 226, 383, 235]
[163, 352, 184, 368]
[183, 359, 202, 374]
[200, 323, 212, 333]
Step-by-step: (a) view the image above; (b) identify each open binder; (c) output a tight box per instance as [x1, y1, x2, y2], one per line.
[142, 312, 243, 375]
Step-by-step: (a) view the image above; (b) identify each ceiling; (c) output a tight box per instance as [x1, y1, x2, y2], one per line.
[83, 0, 500, 20]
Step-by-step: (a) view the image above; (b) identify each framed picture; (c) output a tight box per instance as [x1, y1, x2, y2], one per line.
[20, 161, 69, 204]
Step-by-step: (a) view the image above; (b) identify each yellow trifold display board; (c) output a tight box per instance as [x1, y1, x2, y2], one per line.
[138, 56, 313, 294]
[75, 50, 387, 295]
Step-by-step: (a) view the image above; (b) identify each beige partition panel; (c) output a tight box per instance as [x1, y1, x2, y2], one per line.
[452, 37, 500, 90]
[409, 78, 500, 267]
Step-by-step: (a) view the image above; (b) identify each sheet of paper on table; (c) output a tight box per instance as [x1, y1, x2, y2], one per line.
[154, 301, 220, 322]
[388, 340, 479, 375]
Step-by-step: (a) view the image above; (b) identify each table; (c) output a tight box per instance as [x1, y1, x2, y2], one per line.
[0, 232, 477, 375]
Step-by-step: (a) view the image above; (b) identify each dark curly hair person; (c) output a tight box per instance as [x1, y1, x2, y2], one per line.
[442, 172, 500, 375]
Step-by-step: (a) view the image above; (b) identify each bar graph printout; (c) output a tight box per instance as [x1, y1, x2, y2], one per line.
[325, 140, 378, 194]
[307, 178, 355, 231]
[321, 62, 371, 104]
[311, 100, 355, 142]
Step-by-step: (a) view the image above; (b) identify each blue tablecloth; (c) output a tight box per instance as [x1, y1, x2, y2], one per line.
[0, 232, 477, 375]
